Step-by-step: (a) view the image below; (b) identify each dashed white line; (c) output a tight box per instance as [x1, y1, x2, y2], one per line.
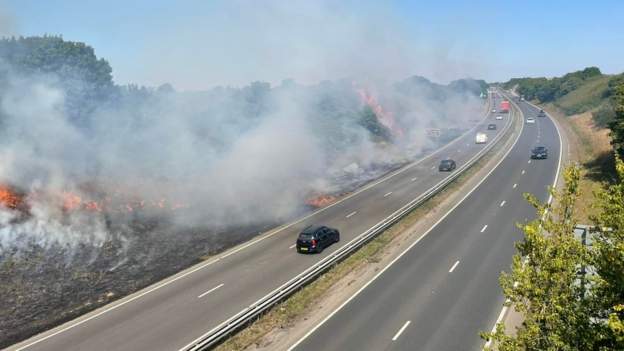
[449, 260, 460, 273]
[198, 283, 224, 298]
[528, 159, 531, 164]
[513, 183, 518, 189]
[521, 169, 525, 175]
[289, 244, 296, 249]
[411, 177, 418, 182]
[431, 165, 436, 170]
[500, 200, 506, 207]
[480, 225, 488, 233]
[391, 321, 411, 341]
[346, 211, 357, 218]
[383, 192, 393, 198]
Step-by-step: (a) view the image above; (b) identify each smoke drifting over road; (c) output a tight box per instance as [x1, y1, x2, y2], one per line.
[0, 67, 482, 255]
[0, 4, 486, 344]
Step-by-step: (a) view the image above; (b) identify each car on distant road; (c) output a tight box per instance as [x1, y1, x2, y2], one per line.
[495, 115, 503, 120]
[438, 159, 457, 172]
[475, 132, 488, 144]
[296, 225, 340, 253]
[538, 109, 546, 117]
[526, 117, 535, 124]
[487, 124, 497, 130]
[531, 146, 548, 159]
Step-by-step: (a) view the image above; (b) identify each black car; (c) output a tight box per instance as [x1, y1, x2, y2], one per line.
[296, 225, 340, 253]
[438, 159, 457, 171]
[487, 123, 497, 130]
[538, 109, 546, 117]
[531, 146, 548, 159]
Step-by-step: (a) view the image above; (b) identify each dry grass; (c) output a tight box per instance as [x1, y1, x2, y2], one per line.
[545, 107, 614, 223]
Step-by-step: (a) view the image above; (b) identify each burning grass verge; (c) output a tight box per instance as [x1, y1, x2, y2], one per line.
[215, 113, 520, 351]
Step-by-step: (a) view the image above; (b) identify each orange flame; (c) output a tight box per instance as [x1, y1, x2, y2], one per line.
[354, 84, 404, 138]
[0, 184, 23, 209]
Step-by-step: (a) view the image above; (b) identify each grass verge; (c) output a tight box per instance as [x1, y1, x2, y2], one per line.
[215, 111, 520, 351]
[543, 105, 614, 222]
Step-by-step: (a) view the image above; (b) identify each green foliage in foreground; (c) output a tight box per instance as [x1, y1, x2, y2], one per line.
[608, 83, 624, 159]
[484, 162, 624, 350]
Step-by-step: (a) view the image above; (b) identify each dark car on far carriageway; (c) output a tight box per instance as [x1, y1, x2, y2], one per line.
[487, 124, 497, 130]
[438, 159, 457, 172]
[531, 146, 548, 159]
[296, 225, 340, 254]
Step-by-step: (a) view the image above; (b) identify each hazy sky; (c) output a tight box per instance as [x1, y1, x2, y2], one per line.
[2, 0, 623, 90]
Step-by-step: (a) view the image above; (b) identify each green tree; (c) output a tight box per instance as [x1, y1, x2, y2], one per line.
[590, 157, 624, 349]
[608, 83, 624, 159]
[484, 165, 593, 350]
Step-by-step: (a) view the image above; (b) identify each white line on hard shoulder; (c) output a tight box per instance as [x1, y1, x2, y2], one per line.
[484, 94, 564, 351]
[500, 200, 506, 207]
[287, 93, 521, 351]
[480, 225, 488, 233]
[449, 260, 460, 273]
[392, 321, 411, 341]
[346, 211, 357, 218]
[198, 283, 224, 298]
[384, 192, 392, 197]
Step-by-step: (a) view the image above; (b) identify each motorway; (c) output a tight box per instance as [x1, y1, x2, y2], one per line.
[289, 97, 561, 351]
[8, 93, 511, 351]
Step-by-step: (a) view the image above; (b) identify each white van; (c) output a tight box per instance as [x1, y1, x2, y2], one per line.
[475, 132, 488, 144]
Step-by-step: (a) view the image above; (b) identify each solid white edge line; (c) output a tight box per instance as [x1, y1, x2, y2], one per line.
[13, 98, 495, 351]
[483, 92, 564, 350]
[180, 97, 507, 351]
[480, 225, 488, 233]
[287, 94, 524, 351]
[346, 211, 357, 219]
[198, 284, 225, 299]
[449, 260, 460, 273]
[391, 320, 411, 341]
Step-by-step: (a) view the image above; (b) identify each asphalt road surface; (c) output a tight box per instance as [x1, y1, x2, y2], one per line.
[289, 98, 561, 351]
[9, 94, 512, 351]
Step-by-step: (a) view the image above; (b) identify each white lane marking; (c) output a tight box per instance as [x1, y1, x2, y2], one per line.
[346, 211, 357, 219]
[500, 200, 506, 207]
[288, 103, 524, 351]
[528, 160, 531, 164]
[411, 177, 418, 182]
[513, 183, 517, 189]
[384, 192, 393, 198]
[449, 260, 460, 273]
[392, 321, 411, 341]
[198, 284, 224, 298]
[431, 165, 436, 170]
[480, 225, 488, 233]
[289, 244, 296, 249]
[521, 169, 525, 175]
[14, 95, 494, 351]
[485, 94, 564, 350]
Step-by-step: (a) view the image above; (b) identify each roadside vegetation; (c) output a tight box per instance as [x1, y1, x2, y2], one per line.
[486, 78, 624, 350]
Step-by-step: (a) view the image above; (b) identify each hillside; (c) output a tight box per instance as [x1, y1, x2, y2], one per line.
[503, 67, 623, 127]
